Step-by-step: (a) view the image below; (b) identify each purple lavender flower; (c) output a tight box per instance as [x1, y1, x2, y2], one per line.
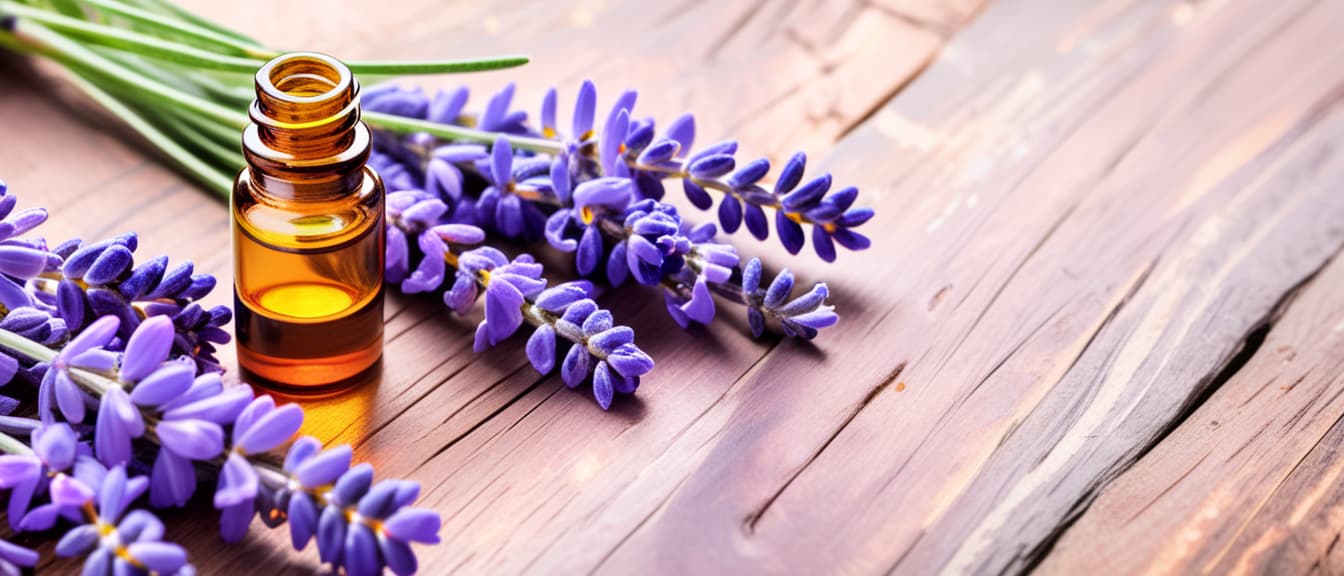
[37, 315, 119, 424]
[43, 232, 229, 372]
[55, 464, 192, 575]
[214, 395, 303, 542]
[149, 372, 250, 508]
[0, 305, 66, 347]
[0, 179, 56, 312]
[476, 136, 546, 240]
[738, 257, 838, 339]
[0, 538, 38, 574]
[387, 190, 486, 293]
[0, 422, 77, 530]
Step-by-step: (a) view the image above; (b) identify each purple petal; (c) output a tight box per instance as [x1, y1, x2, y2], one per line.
[64, 315, 119, 357]
[689, 154, 735, 179]
[55, 371, 86, 424]
[576, 225, 603, 276]
[490, 136, 513, 186]
[334, 463, 374, 506]
[776, 211, 806, 255]
[782, 174, 832, 211]
[592, 362, 614, 410]
[534, 282, 589, 312]
[55, 524, 98, 558]
[83, 245, 134, 285]
[431, 223, 485, 245]
[744, 203, 769, 241]
[526, 324, 555, 374]
[484, 280, 525, 345]
[163, 384, 253, 424]
[344, 523, 380, 576]
[573, 177, 633, 210]
[560, 343, 589, 388]
[718, 195, 743, 234]
[129, 362, 194, 406]
[157, 419, 223, 460]
[606, 242, 629, 286]
[680, 277, 716, 324]
[779, 283, 830, 316]
[600, 109, 630, 175]
[664, 113, 696, 157]
[0, 246, 49, 278]
[283, 436, 322, 472]
[295, 445, 353, 488]
[237, 403, 303, 454]
[219, 501, 253, 543]
[401, 232, 447, 294]
[748, 307, 766, 338]
[384, 508, 442, 544]
[684, 179, 713, 210]
[833, 228, 871, 251]
[581, 309, 613, 335]
[728, 158, 770, 188]
[608, 343, 655, 378]
[49, 473, 94, 506]
[317, 505, 346, 565]
[214, 453, 258, 509]
[589, 327, 633, 355]
[573, 80, 597, 138]
[149, 449, 195, 507]
[33, 423, 77, 470]
[764, 269, 795, 309]
[812, 226, 837, 262]
[126, 542, 187, 573]
[289, 493, 318, 550]
[118, 314, 173, 381]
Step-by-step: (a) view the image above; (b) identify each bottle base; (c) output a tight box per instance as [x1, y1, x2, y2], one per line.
[238, 345, 383, 393]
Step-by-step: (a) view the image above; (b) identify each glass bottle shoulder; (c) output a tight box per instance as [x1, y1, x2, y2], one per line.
[232, 167, 384, 250]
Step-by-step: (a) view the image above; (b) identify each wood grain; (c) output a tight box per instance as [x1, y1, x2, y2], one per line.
[4, 0, 1344, 573]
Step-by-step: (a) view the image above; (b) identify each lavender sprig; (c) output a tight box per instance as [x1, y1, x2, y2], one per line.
[33, 231, 231, 373]
[0, 316, 443, 576]
[389, 190, 654, 409]
[0, 182, 443, 574]
[364, 83, 853, 340]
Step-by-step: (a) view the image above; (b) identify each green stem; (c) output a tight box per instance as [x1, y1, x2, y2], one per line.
[341, 55, 530, 76]
[364, 111, 564, 154]
[3, 0, 265, 72]
[74, 0, 269, 57]
[127, 0, 264, 48]
[0, 429, 35, 456]
[66, 71, 235, 194]
[6, 1, 529, 75]
[4, 18, 250, 127]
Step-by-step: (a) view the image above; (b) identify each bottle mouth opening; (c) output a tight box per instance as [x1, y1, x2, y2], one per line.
[255, 52, 354, 120]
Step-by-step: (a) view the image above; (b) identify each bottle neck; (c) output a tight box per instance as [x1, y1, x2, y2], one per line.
[243, 52, 370, 202]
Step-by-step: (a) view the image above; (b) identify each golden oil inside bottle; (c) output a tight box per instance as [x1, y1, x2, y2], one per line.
[232, 52, 384, 390]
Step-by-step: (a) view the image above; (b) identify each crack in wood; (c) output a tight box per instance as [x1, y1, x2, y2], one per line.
[1013, 248, 1339, 572]
[742, 361, 908, 535]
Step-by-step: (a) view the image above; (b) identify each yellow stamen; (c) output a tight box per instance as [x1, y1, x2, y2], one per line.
[579, 206, 596, 225]
[784, 211, 807, 225]
[115, 545, 147, 570]
[542, 127, 557, 139]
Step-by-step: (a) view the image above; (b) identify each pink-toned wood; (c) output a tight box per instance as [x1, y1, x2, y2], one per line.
[1040, 217, 1344, 574]
[4, 0, 1344, 573]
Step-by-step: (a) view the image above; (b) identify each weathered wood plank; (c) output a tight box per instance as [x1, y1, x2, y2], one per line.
[1039, 208, 1344, 572]
[590, 0, 1344, 573]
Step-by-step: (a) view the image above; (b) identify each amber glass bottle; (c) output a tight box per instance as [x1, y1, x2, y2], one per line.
[233, 52, 384, 389]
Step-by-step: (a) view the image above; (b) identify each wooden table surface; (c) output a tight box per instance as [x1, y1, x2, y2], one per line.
[5, 0, 1344, 573]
